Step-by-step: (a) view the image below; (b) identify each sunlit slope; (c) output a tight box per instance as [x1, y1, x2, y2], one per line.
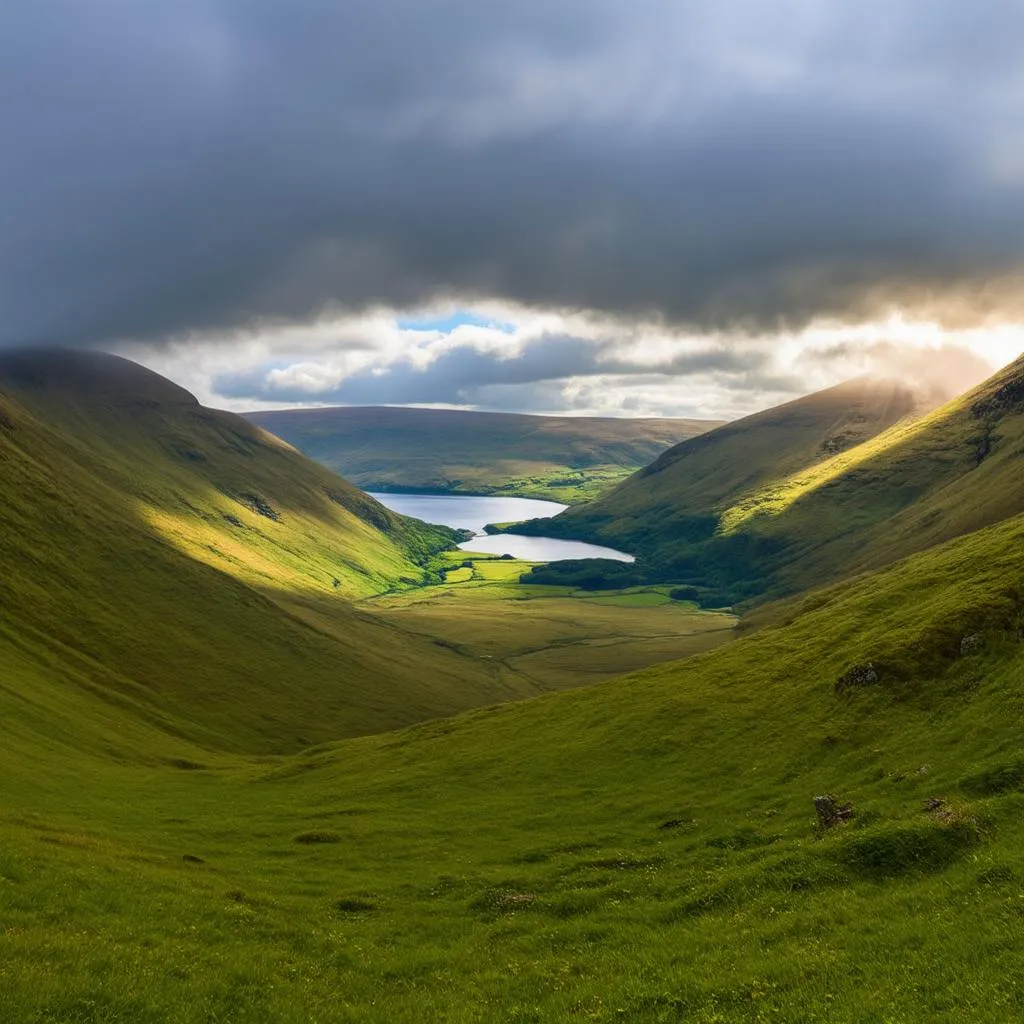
[0, 349, 455, 598]
[565, 376, 923, 523]
[0, 350, 536, 752]
[246, 404, 722, 503]
[3, 511, 1023, 1021]
[717, 353, 1024, 594]
[540, 367, 1024, 600]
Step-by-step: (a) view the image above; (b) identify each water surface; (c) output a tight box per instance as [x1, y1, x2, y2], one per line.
[368, 492, 635, 563]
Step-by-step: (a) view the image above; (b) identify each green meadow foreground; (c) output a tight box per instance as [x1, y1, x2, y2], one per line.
[1, 350, 1023, 1022]
[3, 516, 1023, 1022]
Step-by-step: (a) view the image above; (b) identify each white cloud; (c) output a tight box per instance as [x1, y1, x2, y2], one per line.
[122, 305, 1020, 420]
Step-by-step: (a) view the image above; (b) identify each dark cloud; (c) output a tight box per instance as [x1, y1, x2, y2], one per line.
[5, 1, 1024, 347]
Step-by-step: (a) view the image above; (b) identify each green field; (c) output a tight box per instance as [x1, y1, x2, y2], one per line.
[3, 349, 1024, 1022]
[2, 512, 1023, 1021]
[364, 554, 736, 690]
[245, 405, 720, 504]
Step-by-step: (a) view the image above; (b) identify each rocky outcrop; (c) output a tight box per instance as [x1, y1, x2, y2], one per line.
[834, 662, 879, 693]
[814, 794, 853, 830]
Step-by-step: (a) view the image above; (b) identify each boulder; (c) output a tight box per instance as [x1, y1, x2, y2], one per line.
[814, 794, 853, 830]
[835, 662, 879, 693]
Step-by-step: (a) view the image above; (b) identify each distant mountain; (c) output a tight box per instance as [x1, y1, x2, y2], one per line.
[0, 349, 540, 753]
[244, 405, 722, 503]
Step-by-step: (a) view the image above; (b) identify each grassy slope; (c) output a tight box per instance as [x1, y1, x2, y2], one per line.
[0, 350, 542, 752]
[557, 377, 924, 524]
[4, 353, 1024, 1020]
[363, 553, 736, 690]
[718, 354, 1024, 596]
[536, 368, 1024, 602]
[2, 510, 1023, 1021]
[244, 405, 722, 504]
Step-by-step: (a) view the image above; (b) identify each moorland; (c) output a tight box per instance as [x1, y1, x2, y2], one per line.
[1, 348, 1022, 1022]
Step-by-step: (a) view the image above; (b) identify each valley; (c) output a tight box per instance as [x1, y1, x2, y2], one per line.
[245, 405, 721, 504]
[363, 551, 736, 690]
[1, 349, 1022, 1023]
[10, 12, 1024, 1022]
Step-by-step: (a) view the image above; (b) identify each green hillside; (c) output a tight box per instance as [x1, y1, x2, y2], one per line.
[518, 369, 1024, 603]
[244, 405, 721, 504]
[4, 351, 1024, 1021]
[2, 505, 1022, 1021]
[0, 349, 542, 751]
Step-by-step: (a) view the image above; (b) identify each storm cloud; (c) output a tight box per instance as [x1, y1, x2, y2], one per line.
[6, 1, 1024, 349]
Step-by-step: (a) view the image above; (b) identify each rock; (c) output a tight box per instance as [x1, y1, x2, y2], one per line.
[973, 431, 994, 466]
[813, 794, 853, 830]
[924, 797, 945, 813]
[237, 492, 280, 521]
[971, 372, 1024, 418]
[181, 854, 205, 864]
[960, 634, 982, 656]
[835, 662, 879, 693]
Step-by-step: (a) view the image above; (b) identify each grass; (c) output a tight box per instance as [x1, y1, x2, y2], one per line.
[4, 350, 1024, 1021]
[245, 405, 720, 504]
[363, 555, 736, 689]
[535, 363, 1024, 605]
[1, 514, 1023, 1021]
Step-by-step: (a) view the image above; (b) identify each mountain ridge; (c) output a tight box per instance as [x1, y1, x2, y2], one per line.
[245, 403, 723, 503]
[517, 364, 1024, 602]
[0, 349, 543, 752]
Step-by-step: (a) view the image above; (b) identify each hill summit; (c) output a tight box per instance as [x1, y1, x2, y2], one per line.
[0, 347, 199, 406]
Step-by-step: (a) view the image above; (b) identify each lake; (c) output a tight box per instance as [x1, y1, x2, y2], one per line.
[367, 492, 635, 563]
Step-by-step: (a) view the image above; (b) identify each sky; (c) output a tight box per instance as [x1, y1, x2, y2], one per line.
[5, 1, 1024, 418]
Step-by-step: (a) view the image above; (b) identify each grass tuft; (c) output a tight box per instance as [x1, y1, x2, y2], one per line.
[959, 754, 1024, 795]
[836, 814, 986, 878]
[293, 830, 342, 845]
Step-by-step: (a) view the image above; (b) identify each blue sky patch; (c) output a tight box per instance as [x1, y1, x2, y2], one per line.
[396, 309, 516, 335]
